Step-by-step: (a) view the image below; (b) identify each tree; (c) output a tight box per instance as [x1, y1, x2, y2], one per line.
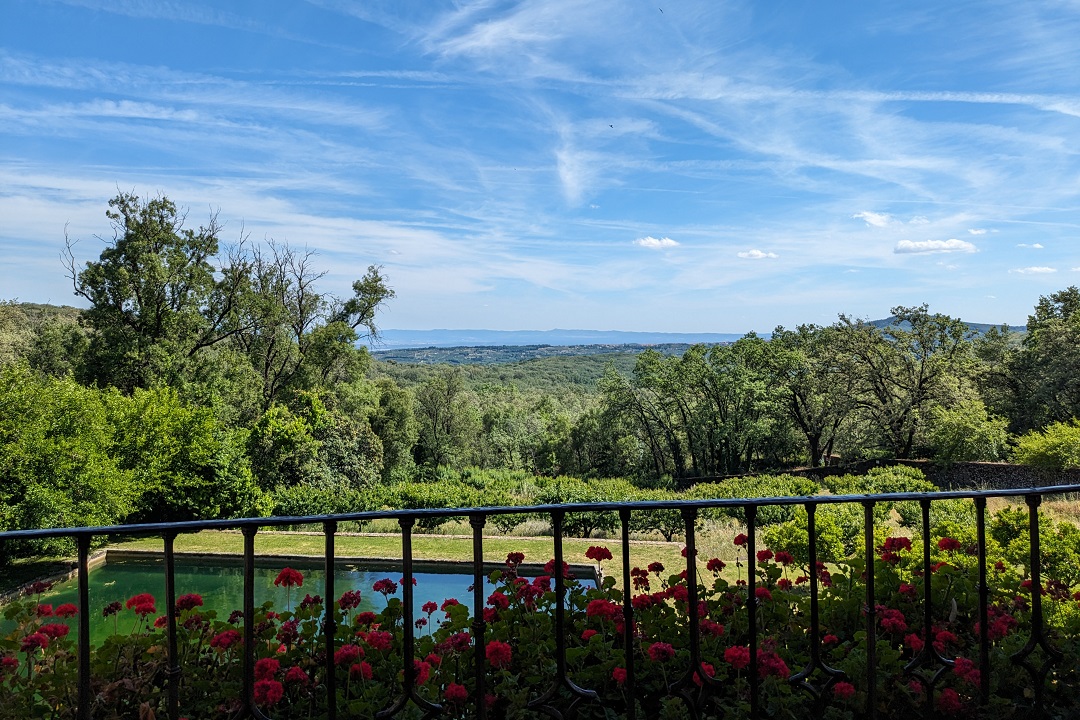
[986, 287, 1080, 433]
[64, 192, 236, 392]
[834, 305, 973, 458]
[106, 386, 268, 522]
[769, 324, 857, 467]
[413, 368, 479, 470]
[924, 396, 1010, 464]
[0, 365, 135, 558]
[227, 242, 392, 409]
[64, 193, 394, 407]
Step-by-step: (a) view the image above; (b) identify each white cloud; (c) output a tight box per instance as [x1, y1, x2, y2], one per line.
[1017, 243, 1044, 248]
[1010, 266, 1057, 274]
[909, 216, 930, 225]
[634, 236, 679, 249]
[894, 239, 977, 254]
[737, 249, 779, 259]
[852, 211, 892, 227]
[968, 228, 987, 235]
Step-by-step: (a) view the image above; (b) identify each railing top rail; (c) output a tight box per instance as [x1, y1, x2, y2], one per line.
[3, 482, 1079, 543]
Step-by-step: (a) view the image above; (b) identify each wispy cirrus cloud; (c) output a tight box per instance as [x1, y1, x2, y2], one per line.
[737, 249, 779, 259]
[1010, 266, 1057, 274]
[1017, 243, 1044, 248]
[894, 239, 977, 254]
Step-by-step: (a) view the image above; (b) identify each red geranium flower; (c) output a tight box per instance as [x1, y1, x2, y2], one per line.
[422, 601, 438, 614]
[724, 645, 751, 670]
[284, 666, 309, 685]
[254, 679, 284, 707]
[757, 549, 774, 563]
[586, 546, 613, 562]
[706, 558, 726, 572]
[40, 623, 70, 639]
[833, 681, 856, 700]
[693, 662, 716, 686]
[486, 639, 513, 669]
[937, 537, 962, 552]
[338, 590, 363, 610]
[20, 632, 50, 653]
[733, 533, 748, 547]
[412, 659, 431, 685]
[882, 536, 912, 553]
[612, 667, 627, 685]
[373, 578, 398, 596]
[36, 603, 53, 617]
[255, 657, 280, 681]
[937, 687, 963, 714]
[505, 551, 525, 566]
[487, 591, 510, 610]
[647, 561, 665, 574]
[445, 682, 468, 703]
[366, 631, 393, 651]
[335, 644, 363, 665]
[274, 567, 304, 588]
[648, 642, 675, 662]
[176, 594, 203, 612]
[353, 661, 374, 680]
[755, 587, 773, 602]
[210, 629, 242, 650]
[54, 603, 78, 618]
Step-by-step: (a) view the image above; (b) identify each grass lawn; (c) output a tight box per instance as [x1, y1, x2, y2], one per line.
[107, 529, 724, 578]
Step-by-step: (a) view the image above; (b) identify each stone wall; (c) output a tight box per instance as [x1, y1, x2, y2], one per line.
[791, 458, 1080, 491]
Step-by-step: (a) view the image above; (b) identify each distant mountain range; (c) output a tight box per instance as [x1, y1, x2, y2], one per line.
[363, 328, 748, 350]
[364, 320, 1011, 352]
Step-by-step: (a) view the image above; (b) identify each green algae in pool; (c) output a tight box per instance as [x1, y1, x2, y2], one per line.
[9, 557, 494, 644]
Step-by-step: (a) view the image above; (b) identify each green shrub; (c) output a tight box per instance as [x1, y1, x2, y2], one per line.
[1013, 419, 1080, 470]
[992, 505, 1080, 586]
[688, 475, 822, 526]
[270, 483, 383, 518]
[762, 503, 863, 564]
[895, 498, 976, 536]
[533, 476, 619, 538]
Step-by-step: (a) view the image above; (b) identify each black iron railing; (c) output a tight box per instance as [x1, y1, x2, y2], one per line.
[2, 483, 1079, 719]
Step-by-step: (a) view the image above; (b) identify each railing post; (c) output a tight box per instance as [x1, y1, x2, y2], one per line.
[470, 514, 488, 720]
[164, 531, 180, 720]
[323, 520, 337, 720]
[975, 497, 990, 707]
[746, 505, 759, 720]
[241, 525, 270, 720]
[77, 535, 92, 720]
[619, 508, 637, 720]
[862, 501, 877, 720]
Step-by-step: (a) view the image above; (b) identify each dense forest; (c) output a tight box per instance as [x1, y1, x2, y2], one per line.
[3, 193, 1080, 554]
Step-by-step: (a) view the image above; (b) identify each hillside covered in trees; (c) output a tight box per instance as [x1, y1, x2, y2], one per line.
[4, 193, 1080, 554]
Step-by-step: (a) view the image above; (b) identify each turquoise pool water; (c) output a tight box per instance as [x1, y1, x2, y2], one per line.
[8, 556, 488, 643]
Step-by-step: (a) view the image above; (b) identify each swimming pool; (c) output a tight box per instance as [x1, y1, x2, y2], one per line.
[12, 551, 595, 643]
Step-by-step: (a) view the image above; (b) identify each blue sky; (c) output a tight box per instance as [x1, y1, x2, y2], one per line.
[2, 1, 1080, 333]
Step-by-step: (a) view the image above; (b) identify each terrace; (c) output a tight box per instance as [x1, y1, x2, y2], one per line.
[2, 483, 1078, 720]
